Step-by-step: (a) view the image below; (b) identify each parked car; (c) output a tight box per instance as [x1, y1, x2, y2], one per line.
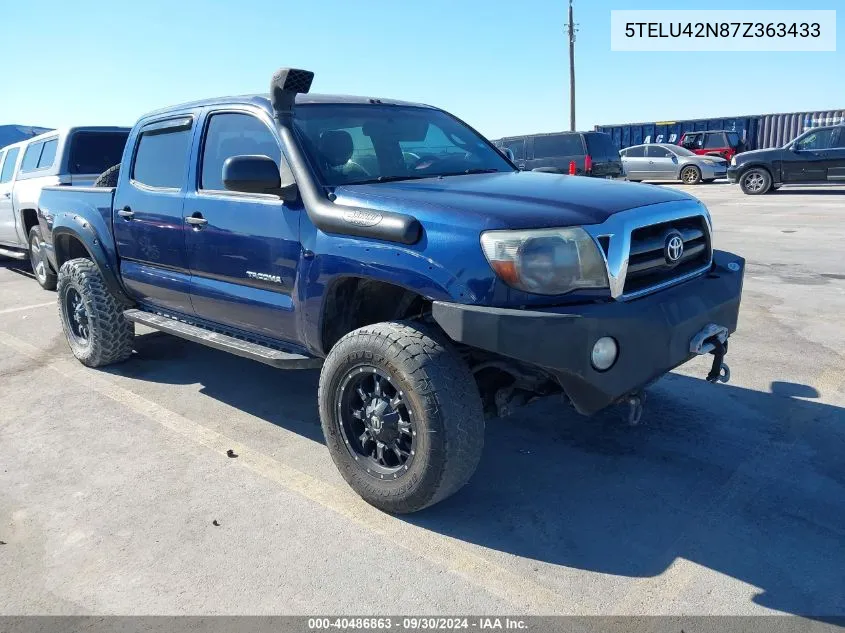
[494, 131, 624, 178]
[727, 124, 845, 194]
[0, 127, 130, 288]
[39, 68, 744, 513]
[620, 143, 727, 184]
[678, 130, 745, 161]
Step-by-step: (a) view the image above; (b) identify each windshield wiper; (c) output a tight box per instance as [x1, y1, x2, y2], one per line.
[349, 174, 432, 185]
[436, 168, 502, 177]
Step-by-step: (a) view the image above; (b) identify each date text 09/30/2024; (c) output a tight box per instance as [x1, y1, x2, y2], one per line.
[308, 617, 528, 630]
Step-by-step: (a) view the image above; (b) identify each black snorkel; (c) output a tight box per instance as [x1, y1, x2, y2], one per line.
[270, 68, 422, 245]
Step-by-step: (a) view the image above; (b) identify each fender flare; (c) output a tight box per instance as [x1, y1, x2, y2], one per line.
[51, 222, 132, 304]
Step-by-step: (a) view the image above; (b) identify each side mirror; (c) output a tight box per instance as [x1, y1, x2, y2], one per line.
[223, 155, 298, 201]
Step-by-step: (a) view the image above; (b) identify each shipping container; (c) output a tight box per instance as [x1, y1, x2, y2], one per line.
[595, 109, 845, 152]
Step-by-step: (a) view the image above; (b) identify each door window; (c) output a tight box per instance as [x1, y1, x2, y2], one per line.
[795, 128, 835, 151]
[703, 133, 727, 149]
[132, 121, 193, 189]
[831, 128, 845, 149]
[624, 145, 645, 158]
[37, 139, 58, 169]
[0, 148, 19, 182]
[533, 133, 583, 158]
[681, 134, 702, 149]
[200, 112, 282, 192]
[646, 145, 673, 158]
[20, 142, 44, 172]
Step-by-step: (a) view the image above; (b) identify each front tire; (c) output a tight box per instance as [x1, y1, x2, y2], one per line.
[318, 321, 484, 513]
[739, 167, 772, 195]
[57, 258, 134, 367]
[29, 226, 57, 290]
[680, 165, 702, 185]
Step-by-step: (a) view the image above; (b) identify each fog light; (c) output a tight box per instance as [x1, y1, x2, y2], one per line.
[591, 337, 618, 371]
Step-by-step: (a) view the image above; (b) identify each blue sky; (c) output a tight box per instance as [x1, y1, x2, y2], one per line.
[1, 0, 841, 139]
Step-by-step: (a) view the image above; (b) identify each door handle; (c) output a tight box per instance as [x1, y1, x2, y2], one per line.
[2, 192, 10, 198]
[185, 213, 208, 227]
[117, 207, 134, 220]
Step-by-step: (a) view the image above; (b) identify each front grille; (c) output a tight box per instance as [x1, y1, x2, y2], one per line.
[623, 216, 711, 295]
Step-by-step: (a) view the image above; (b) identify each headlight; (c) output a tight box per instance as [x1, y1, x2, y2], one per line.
[480, 227, 608, 295]
[730, 156, 737, 166]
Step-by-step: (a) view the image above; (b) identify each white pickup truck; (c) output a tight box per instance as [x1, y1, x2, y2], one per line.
[0, 126, 129, 289]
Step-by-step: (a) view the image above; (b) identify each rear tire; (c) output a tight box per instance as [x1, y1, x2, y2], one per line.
[318, 321, 484, 513]
[680, 165, 702, 185]
[739, 167, 772, 195]
[29, 226, 57, 290]
[57, 258, 134, 367]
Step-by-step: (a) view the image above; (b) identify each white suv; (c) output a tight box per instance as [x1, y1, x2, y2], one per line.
[0, 127, 129, 289]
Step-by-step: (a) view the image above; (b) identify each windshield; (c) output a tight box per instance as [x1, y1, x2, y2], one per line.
[293, 104, 513, 186]
[670, 145, 696, 156]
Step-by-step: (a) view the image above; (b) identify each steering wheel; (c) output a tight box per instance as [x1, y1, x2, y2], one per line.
[344, 160, 372, 177]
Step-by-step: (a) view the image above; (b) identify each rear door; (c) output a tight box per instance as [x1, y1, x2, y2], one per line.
[621, 145, 647, 179]
[184, 107, 301, 343]
[113, 115, 196, 314]
[782, 127, 835, 183]
[824, 127, 845, 182]
[0, 146, 22, 244]
[526, 133, 584, 172]
[64, 130, 129, 185]
[702, 132, 729, 158]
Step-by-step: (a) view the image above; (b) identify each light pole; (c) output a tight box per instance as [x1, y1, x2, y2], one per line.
[567, 0, 576, 131]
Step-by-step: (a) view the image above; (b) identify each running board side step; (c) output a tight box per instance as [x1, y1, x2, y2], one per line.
[0, 246, 28, 260]
[123, 309, 323, 370]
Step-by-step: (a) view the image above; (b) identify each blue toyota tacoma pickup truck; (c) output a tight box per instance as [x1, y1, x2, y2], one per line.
[37, 69, 744, 513]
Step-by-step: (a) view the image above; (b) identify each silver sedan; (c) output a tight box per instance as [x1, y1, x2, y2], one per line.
[620, 143, 728, 184]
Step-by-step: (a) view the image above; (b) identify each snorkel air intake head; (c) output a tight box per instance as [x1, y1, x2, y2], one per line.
[270, 68, 314, 117]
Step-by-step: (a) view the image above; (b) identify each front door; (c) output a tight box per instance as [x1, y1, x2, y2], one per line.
[184, 108, 301, 344]
[645, 145, 678, 180]
[0, 147, 21, 244]
[782, 127, 836, 183]
[113, 115, 196, 314]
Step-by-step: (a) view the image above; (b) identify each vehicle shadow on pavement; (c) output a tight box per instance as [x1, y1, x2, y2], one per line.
[111, 334, 845, 617]
[113, 331, 324, 443]
[406, 374, 845, 617]
[0, 259, 36, 280]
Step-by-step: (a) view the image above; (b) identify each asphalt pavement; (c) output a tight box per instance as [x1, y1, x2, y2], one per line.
[1, 182, 843, 616]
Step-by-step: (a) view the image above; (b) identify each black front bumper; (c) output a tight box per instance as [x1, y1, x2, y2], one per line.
[726, 166, 741, 183]
[432, 251, 745, 415]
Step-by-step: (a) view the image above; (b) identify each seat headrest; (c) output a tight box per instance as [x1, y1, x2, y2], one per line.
[318, 130, 354, 167]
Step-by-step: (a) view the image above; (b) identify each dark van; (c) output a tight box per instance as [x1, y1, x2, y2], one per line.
[494, 131, 624, 178]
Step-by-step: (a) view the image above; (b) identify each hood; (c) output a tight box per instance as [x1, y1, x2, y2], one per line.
[332, 171, 698, 230]
[735, 147, 783, 162]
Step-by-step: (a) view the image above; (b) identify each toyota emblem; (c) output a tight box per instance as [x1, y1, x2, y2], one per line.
[664, 233, 684, 264]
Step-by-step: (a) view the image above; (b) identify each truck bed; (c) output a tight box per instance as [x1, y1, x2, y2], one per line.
[39, 185, 117, 248]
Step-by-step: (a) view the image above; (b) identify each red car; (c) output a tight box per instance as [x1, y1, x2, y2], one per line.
[678, 130, 745, 161]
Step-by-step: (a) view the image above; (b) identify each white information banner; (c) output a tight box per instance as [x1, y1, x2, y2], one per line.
[610, 10, 836, 52]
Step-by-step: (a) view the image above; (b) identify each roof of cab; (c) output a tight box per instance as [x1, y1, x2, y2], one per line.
[141, 93, 436, 119]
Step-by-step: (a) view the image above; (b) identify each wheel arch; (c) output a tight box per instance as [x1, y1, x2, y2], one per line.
[52, 226, 132, 304]
[318, 276, 432, 355]
[18, 208, 39, 238]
